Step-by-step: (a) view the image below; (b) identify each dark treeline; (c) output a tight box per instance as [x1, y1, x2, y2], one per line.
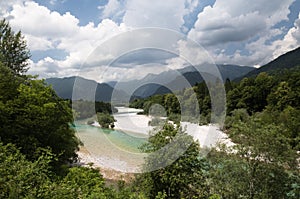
[71, 99, 117, 119]
[130, 67, 300, 125]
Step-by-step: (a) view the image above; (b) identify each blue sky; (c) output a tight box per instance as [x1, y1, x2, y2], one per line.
[1, 0, 300, 82]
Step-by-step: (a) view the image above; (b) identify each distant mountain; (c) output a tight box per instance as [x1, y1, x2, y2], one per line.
[106, 81, 117, 88]
[216, 64, 255, 80]
[45, 76, 128, 102]
[129, 64, 254, 98]
[46, 64, 254, 101]
[111, 69, 179, 97]
[241, 46, 300, 79]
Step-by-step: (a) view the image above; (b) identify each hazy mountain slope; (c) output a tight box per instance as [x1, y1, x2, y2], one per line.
[131, 64, 254, 98]
[241, 46, 300, 79]
[45, 76, 127, 102]
[46, 64, 254, 101]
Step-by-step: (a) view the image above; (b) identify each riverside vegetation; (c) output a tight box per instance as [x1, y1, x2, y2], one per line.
[0, 19, 299, 198]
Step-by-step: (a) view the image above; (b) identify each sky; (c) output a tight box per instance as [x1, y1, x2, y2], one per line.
[1, 0, 300, 82]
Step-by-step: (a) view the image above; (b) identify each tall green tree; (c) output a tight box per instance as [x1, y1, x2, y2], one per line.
[0, 65, 79, 168]
[0, 142, 54, 198]
[0, 19, 30, 74]
[209, 114, 299, 199]
[136, 124, 210, 198]
[97, 112, 116, 128]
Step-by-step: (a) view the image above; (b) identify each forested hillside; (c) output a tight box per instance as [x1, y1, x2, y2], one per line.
[130, 66, 300, 198]
[239, 46, 300, 79]
[46, 76, 128, 102]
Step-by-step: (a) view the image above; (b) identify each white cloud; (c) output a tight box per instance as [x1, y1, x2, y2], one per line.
[188, 0, 294, 46]
[9, 1, 183, 82]
[208, 11, 300, 67]
[2, 0, 300, 81]
[77, 63, 169, 83]
[9, 2, 79, 38]
[185, 0, 199, 13]
[99, 0, 124, 20]
[23, 34, 53, 51]
[123, 0, 187, 31]
[186, 0, 298, 66]
[29, 57, 60, 77]
[0, 0, 25, 16]
[271, 13, 300, 59]
[4, 1, 130, 80]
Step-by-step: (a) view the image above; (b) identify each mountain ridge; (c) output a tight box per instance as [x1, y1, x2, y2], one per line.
[46, 64, 254, 101]
[240, 46, 300, 79]
[45, 76, 128, 102]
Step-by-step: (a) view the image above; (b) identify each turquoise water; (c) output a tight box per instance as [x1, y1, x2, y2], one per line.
[74, 124, 148, 154]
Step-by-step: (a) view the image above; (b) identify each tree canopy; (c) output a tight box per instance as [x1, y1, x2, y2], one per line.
[136, 124, 210, 198]
[0, 64, 80, 168]
[0, 19, 30, 75]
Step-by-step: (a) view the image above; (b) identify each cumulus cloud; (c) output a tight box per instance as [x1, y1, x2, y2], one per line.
[208, 11, 300, 67]
[1, 0, 300, 81]
[0, 0, 25, 16]
[4, 1, 131, 80]
[9, 3, 80, 38]
[185, 0, 299, 66]
[188, 0, 294, 46]
[5, 1, 197, 81]
[99, 0, 124, 20]
[123, 0, 187, 31]
[271, 13, 300, 59]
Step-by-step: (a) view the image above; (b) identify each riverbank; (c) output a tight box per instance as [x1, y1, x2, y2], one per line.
[112, 107, 233, 147]
[77, 146, 135, 182]
[76, 107, 233, 176]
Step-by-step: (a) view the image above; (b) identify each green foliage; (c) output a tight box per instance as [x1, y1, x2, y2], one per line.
[227, 68, 300, 115]
[130, 64, 300, 198]
[227, 72, 276, 114]
[267, 81, 294, 111]
[224, 78, 233, 93]
[208, 194, 221, 199]
[56, 166, 112, 198]
[72, 99, 117, 119]
[0, 19, 30, 74]
[209, 113, 299, 199]
[223, 108, 249, 130]
[0, 63, 25, 101]
[0, 142, 133, 198]
[137, 124, 210, 198]
[0, 142, 55, 198]
[148, 117, 166, 126]
[0, 65, 79, 169]
[130, 80, 216, 124]
[97, 112, 116, 128]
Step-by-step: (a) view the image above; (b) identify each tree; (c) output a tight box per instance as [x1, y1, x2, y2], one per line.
[0, 19, 30, 74]
[267, 81, 293, 111]
[0, 142, 125, 198]
[209, 115, 299, 199]
[0, 142, 55, 198]
[0, 62, 24, 101]
[72, 100, 117, 119]
[224, 78, 233, 93]
[97, 112, 116, 128]
[136, 124, 210, 198]
[0, 67, 79, 169]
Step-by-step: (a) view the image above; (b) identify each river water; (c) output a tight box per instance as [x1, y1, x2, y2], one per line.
[74, 107, 232, 172]
[74, 107, 151, 172]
